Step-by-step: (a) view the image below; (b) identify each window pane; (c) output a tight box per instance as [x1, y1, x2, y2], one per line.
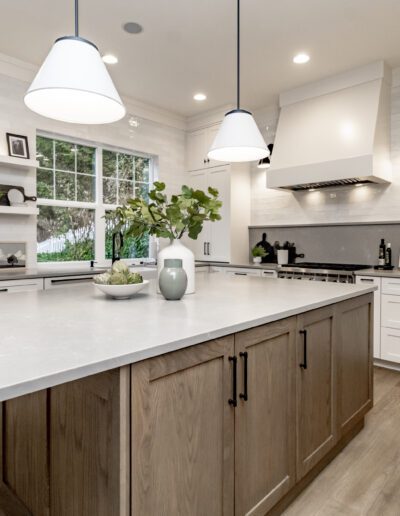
[136, 182, 149, 202]
[118, 180, 134, 204]
[55, 140, 75, 171]
[77, 174, 95, 202]
[36, 136, 53, 168]
[105, 214, 149, 259]
[77, 145, 96, 175]
[103, 178, 117, 204]
[37, 206, 95, 262]
[103, 150, 117, 177]
[56, 171, 76, 201]
[118, 153, 134, 180]
[37, 168, 54, 199]
[135, 157, 150, 182]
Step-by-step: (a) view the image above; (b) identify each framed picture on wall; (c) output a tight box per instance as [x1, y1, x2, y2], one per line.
[6, 133, 30, 159]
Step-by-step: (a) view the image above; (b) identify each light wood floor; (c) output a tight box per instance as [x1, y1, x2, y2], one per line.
[283, 366, 400, 516]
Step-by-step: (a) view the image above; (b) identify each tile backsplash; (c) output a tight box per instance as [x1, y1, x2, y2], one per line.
[249, 223, 400, 266]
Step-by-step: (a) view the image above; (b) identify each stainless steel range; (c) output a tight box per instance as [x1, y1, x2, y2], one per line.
[277, 262, 370, 283]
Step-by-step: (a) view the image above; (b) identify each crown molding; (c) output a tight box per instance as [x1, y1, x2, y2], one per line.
[0, 52, 186, 131]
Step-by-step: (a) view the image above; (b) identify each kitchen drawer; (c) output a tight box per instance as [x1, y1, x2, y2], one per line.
[382, 277, 400, 295]
[0, 278, 43, 293]
[225, 268, 262, 277]
[261, 270, 278, 279]
[356, 275, 381, 358]
[44, 275, 95, 289]
[381, 294, 400, 329]
[381, 327, 400, 363]
[210, 266, 225, 273]
[196, 265, 210, 273]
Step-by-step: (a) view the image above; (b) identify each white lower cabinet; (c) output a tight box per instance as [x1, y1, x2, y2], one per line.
[381, 328, 400, 363]
[356, 275, 381, 358]
[0, 278, 43, 293]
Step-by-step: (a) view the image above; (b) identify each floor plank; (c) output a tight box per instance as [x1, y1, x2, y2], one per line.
[282, 366, 400, 516]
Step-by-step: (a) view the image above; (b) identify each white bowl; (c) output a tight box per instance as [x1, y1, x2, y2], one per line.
[94, 280, 149, 299]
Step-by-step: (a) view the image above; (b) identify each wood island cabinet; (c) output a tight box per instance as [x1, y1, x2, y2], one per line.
[296, 305, 336, 479]
[0, 294, 373, 516]
[131, 336, 235, 516]
[234, 318, 297, 516]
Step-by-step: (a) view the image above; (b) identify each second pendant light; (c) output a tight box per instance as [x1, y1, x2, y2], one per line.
[208, 0, 269, 162]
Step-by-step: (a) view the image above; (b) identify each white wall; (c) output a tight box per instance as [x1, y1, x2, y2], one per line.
[0, 72, 186, 267]
[251, 66, 400, 226]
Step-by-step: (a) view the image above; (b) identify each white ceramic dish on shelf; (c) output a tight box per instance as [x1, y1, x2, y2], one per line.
[94, 280, 149, 299]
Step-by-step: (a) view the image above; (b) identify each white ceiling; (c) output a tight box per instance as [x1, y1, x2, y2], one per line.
[0, 0, 400, 117]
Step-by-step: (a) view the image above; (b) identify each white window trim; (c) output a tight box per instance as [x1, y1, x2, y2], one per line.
[36, 132, 156, 268]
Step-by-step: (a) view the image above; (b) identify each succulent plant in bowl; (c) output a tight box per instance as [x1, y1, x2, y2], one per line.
[94, 262, 148, 299]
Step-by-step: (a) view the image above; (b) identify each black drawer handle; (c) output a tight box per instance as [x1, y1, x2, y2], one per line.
[299, 329, 308, 369]
[0, 288, 8, 292]
[228, 356, 237, 407]
[50, 277, 94, 284]
[239, 351, 248, 401]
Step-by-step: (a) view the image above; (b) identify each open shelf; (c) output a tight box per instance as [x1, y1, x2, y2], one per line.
[0, 206, 39, 215]
[0, 155, 39, 170]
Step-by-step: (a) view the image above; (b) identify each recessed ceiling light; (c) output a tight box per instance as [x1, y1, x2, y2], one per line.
[102, 54, 118, 65]
[193, 93, 207, 101]
[123, 22, 143, 34]
[293, 53, 310, 64]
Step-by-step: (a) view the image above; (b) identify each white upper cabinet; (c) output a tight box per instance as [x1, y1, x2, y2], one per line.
[186, 125, 228, 171]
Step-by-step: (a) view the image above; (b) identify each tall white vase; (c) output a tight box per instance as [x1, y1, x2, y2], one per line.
[157, 239, 195, 294]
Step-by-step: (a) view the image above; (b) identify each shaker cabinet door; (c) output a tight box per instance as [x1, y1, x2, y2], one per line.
[296, 305, 336, 479]
[131, 336, 235, 516]
[234, 318, 297, 516]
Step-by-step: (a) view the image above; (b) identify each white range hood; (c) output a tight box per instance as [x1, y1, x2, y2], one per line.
[267, 61, 392, 190]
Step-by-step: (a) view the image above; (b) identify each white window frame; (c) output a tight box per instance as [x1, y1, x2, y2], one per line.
[36, 131, 157, 268]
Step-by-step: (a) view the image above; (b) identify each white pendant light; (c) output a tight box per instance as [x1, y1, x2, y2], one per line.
[25, 0, 125, 124]
[257, 144, 274, 168]
[208, 0, 269, 162]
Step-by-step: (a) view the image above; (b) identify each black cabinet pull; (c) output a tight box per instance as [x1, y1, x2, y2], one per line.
[228, 356, 238, 407]
[203, 242, 207, 255]
[0, 288, 8, 292]
[207, 242, 210, 255]
[239, 351, 248, 401]
[299, 329, 308, 369]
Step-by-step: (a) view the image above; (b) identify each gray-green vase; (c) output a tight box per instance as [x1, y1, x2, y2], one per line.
[159, 259, 188, 300]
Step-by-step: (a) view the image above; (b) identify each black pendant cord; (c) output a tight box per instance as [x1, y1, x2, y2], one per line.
[75, 0, 79, 37]
[237, 0, 240, 110]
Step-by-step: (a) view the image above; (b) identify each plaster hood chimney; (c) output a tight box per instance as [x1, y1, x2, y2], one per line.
[267, 61, 392, 190]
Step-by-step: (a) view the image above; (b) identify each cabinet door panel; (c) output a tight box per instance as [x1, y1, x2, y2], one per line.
[131, 337, 235, 516]
[235, 319, 296, 516]
[296, 306, 336, 479]
[187, 129, 207, 171]
[336, 295, 373, 436]
[188, 170, 210, 260]
[208, 167, 230, 262]
[0, 391, 49, 516]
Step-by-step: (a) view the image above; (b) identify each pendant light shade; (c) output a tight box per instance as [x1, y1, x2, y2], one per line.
[25, 1, 125, 124]
[208, 109, 269, 162]
[257, 143, 274, 168]
[208, 0, 268, 162]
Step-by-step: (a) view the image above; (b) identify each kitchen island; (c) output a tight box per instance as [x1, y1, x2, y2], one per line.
[0, 275, 375, 516]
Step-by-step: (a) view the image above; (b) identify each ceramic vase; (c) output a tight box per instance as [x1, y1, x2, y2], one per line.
[159, 259, 188, 300]
[157, 239, 195, 294]
[253, 256, 262, 264]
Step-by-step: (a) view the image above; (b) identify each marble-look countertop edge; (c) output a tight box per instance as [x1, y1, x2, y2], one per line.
[355, 268, 400, 278]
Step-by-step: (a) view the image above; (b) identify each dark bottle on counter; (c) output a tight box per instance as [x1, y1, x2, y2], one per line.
[379, 239, 386, 267]
[385, 243, 392, 268]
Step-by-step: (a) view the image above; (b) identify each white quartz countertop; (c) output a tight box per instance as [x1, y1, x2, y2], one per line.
[0, 274, 375, 402]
